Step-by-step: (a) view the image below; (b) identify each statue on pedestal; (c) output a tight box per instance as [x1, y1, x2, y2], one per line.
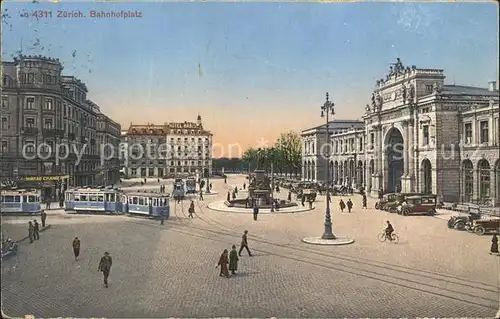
[401, 84, 407, 103]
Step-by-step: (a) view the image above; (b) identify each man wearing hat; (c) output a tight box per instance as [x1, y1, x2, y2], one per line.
[238, 230, 252, 257]
[98, 252, 113, 288]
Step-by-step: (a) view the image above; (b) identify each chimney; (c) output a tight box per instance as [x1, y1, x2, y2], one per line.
[488, 81, 497, 91]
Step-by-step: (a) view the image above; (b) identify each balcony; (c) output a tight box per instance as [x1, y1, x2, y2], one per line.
[68, 133, 76, 141]
[21, 127, 39, 135]
[42, 128, 65, 138]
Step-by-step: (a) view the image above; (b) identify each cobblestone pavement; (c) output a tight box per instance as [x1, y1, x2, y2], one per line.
[2, 175, 499, 318]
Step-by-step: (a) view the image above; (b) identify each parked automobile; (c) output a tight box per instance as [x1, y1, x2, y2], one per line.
[375, 193, 421, 212]
[397, 194, 437, 216]
[469, 218, 500, 235]
[447, 212, 481, 230]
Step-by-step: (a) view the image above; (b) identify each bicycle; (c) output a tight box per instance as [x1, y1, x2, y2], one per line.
[377, 231, 399, 243]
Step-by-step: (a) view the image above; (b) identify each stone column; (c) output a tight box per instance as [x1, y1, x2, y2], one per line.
[371, 125, 383, 197]
[401, 120, 412, 193]
[490, 168, 496, 206]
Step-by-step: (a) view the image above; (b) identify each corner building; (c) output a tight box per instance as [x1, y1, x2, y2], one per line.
[1, 55, 121, 196]
[301, 59, 499, 206]
[124, 115, 213, 178]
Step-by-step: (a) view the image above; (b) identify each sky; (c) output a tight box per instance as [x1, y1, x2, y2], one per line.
[1, 1, 498, 157]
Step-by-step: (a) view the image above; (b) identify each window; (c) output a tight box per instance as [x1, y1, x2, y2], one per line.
[1, 141, 7, 152]
[27, 73, 34, 84]
[1, 117, 7, 130]
[44, 118, 53, 129]
[26, 98, 35, 109]
[25, 118, 35, 128]
[425, 85, 433, 93]
[1, 96, 8, 108]
[23, 140, 35, 153]
[359, 137, 363, 151]
[21, 73, 27, 84]
[44, 98, 53, 110]
[464, 123, 472, 144]
[422, 125, 429, 146]
[478, 160, 491, 200]
[370, 133, 374, 150]
[480, 121, 489, 143]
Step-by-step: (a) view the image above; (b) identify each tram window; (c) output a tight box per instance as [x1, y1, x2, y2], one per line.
[4, 196, 13, 202]
[105, 193, 110, 202]
[74, 195, 80, 201]
[138, 197, 144, 205]
[28, 195, 36, 202]
[97, 195, 104, 202]
[0, 196, 3, 202]
[132, 197, 138, 205]
[80, 195, 88, 201]
[14, 196, 21, 203]
[23, 195, 28, 202]
[109, 193, 115, 202]
[89, 195, 98, 202]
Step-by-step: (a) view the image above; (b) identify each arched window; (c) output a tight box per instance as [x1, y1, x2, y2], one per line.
[478, 159, 491, 201]
[462, 160, 473, 202]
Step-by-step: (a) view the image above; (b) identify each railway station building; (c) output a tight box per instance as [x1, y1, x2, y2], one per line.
[301, 59, 499, 206]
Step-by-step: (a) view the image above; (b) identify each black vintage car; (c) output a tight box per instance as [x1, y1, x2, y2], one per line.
[447, 212, 481, 230]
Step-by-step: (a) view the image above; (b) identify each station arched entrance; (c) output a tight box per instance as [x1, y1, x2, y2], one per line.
[384, 128, 404, 193]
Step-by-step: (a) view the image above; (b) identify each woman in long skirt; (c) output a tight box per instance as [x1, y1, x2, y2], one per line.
[72, 237, 81, 260]
[216, 249, 229, 278]
[490, 234, 498, 255]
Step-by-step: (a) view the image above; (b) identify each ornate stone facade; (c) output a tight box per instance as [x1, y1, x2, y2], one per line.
[302, 59, 499, 206]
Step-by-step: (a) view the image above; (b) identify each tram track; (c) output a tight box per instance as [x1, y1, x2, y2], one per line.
[126, 214, 498, 311]
[188, 199, 499, 309]
[122, 188, 499, 311]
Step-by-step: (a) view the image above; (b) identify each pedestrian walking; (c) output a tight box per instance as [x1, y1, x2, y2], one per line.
[98, 252, 113, 288]
[301, 194, 305, 207]
[210, 183, 212, 190]
[362, 193, 367, 209]
[339, 199, 346, 212]
[308, 198, 313, 209]
[347, 199, 353, 213]
[157, 178, 160, 183]
[188, 201, 195, 218]
[253, 204, 259, 221]
[229, 245, 239, 275]
[199, 190, 204, 201]
[238, 230, 252, 256]
[28, 221, 34, 243]
[243, 183, 246, 190]
[287, 191, 291, 201]
[72, 237, 81, 260]
[224, 177, 227, 184]
[33, 220, 40, 240]
[490, 234, 499, 255]
[41, 210, 47, 228]
[227, 191, 231, 202]
[232, 191, 236, 200]
[216, 249, 229, 278]
[59, 194, 64, 208]
[234, 186, 238, 194]
[46, 198, 51, 210]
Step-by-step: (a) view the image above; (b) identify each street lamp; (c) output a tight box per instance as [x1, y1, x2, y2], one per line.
[302, 93, 354, 246]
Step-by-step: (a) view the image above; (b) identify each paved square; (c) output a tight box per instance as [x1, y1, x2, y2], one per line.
[2, 176, 499, 318]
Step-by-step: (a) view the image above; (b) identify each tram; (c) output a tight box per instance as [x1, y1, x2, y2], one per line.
[123, 192, 170, 218]
[0, 189, 42, 214]
[172, 178, 186, 200]
[185, 177, 197, 194]
[64, 187, 124, 214]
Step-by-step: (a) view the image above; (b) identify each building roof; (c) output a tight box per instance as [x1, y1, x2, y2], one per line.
[126, 121, 212, 136]
[442, 85, 498, 96]
[302, 120, 364, 134]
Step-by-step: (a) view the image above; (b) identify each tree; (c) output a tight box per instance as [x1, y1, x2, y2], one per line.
[274, 131, 302, 177]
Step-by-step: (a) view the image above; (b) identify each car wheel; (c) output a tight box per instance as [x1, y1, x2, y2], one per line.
[427, 209, 436, 216]
[454, 221, 465, 231]
[474, 226, 486, 236]
[402, 208, 409, 216]
[375, 202, 380, 210]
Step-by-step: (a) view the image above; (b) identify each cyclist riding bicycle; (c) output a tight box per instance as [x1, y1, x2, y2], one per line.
[385, 221, 394, 240]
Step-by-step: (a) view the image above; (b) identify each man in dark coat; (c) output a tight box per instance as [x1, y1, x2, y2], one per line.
[188, 201, 195, 218]
[28, 221, 34, 243]
[33, 220, 40, 240]
[243, 183, 246, 190]
[253, 205, 259, 221]
[59, 194, 64, 208]
[308, 198, 313, 209]
[232, 191, 236, 200]
[98, 252, 113, 288]
[199, 190, 204, 201]
[227, 191, 231, 202]
[224, 177, 227, 184]
[301, 195, 305, 207]
[229, 245, 239, 275]
[72, 237, 81, 260]
[238, 230, 252, 256]
[362, 194, 367, 209]
[347, 199, 353, 213]
[287, 191, 292, 201]
[339, 199, 346, 212]
[41, 211, 47, 228]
